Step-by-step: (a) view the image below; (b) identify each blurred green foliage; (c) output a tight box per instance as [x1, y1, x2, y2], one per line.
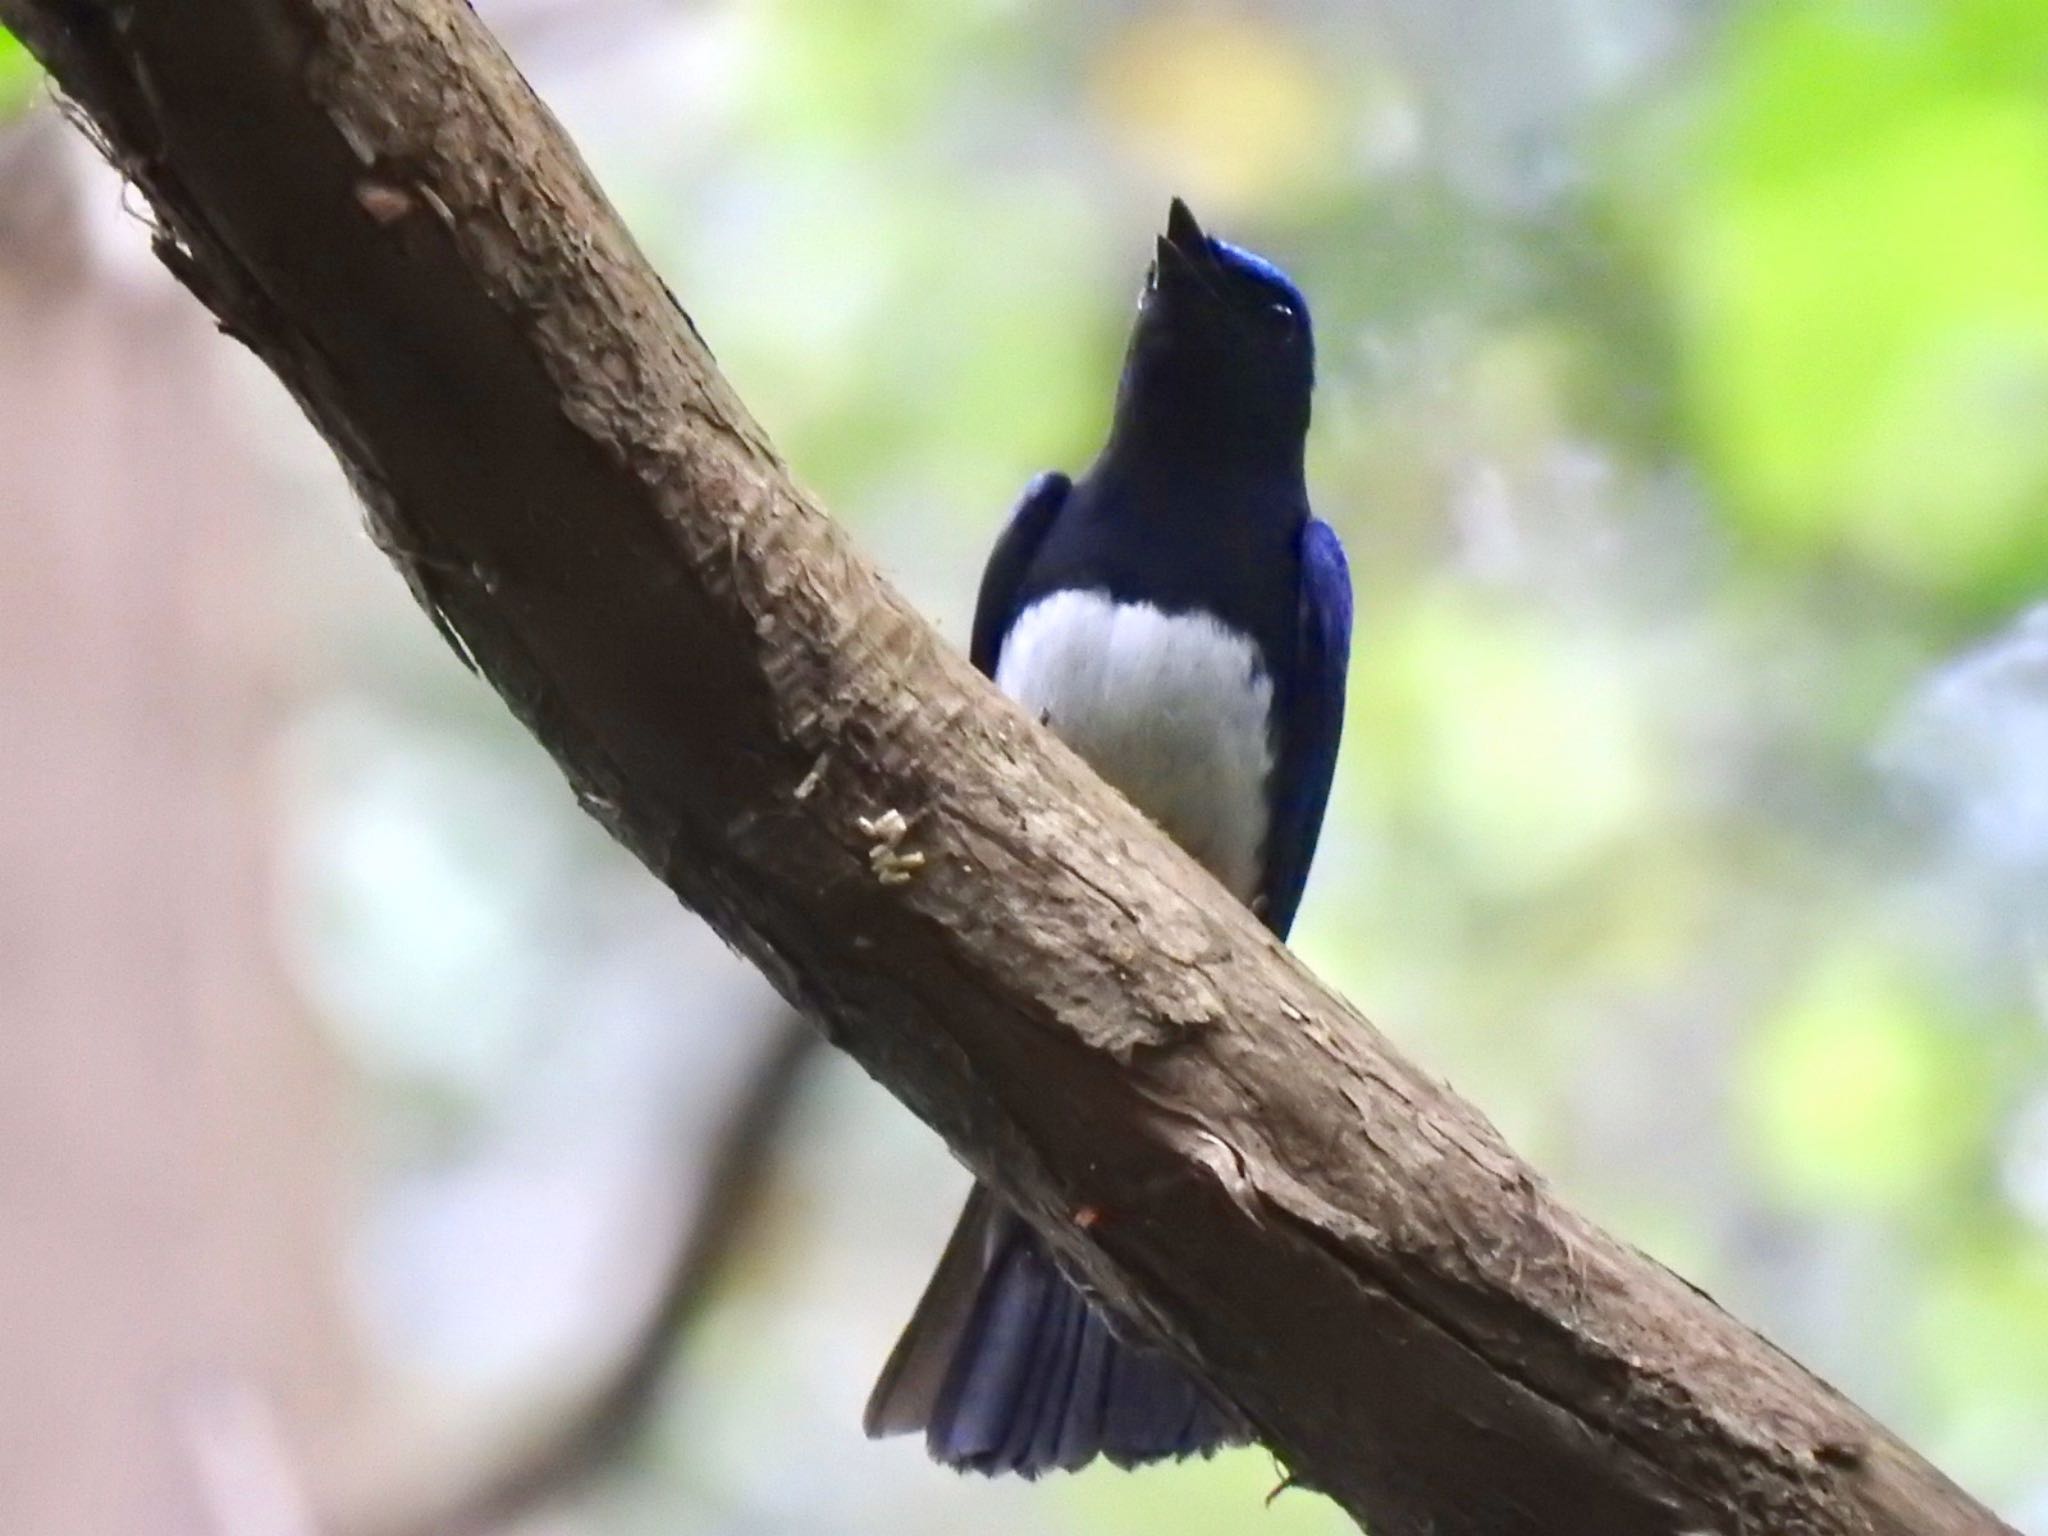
[1738, 943, 1988, 1209]
[1672, 0, 2048, 615]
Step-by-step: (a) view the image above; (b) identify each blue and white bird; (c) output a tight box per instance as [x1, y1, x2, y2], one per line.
[864, 198, 1353, 1477]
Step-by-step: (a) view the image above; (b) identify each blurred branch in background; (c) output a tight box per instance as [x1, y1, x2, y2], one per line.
[374, 1011, 822, 1536]
[0, 4, 2019, 1536]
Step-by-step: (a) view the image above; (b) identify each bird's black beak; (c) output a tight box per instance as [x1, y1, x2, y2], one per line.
[1164, 196, 1205, 253]
[1151, 195, 1218, 304]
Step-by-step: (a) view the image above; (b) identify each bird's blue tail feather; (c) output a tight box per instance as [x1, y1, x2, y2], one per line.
[912, 1203, 1243, 1477]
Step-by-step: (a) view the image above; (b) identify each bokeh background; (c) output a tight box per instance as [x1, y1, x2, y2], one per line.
[3, 0, 2046, 1532]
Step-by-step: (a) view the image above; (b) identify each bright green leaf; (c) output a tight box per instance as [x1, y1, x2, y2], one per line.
[0, 26, 41, 118]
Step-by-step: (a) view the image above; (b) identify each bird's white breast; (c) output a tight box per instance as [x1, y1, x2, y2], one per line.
[995, 590, 1274, 901]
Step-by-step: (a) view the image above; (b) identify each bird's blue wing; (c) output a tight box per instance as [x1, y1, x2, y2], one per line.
[970, 471, 1071, 678]
[1259, 517, 1352, 938]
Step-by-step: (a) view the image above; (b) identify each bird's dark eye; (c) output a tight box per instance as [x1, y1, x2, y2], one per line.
[1267, 301, 1296, 329]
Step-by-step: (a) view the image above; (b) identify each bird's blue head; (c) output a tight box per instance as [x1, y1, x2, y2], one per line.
[1113, 198, 1315, 461]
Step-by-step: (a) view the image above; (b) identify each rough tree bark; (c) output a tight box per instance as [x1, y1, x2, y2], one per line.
[0, 4, 2018, 1535]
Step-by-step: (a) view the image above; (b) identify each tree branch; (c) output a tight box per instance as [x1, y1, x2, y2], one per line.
[0, 3, 2015, 1533]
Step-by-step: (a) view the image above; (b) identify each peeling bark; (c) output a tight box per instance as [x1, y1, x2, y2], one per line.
[0, 4, 2017, 1533]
